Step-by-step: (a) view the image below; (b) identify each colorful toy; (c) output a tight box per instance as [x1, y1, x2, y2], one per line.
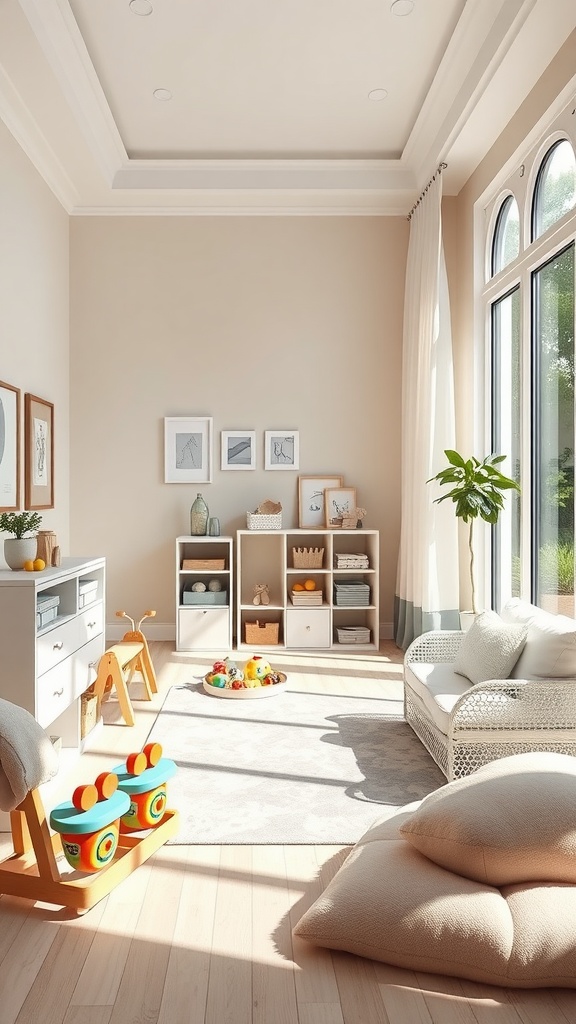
[113, 742, 177, 833]
[49, 771, 130, 873]
[204, 654, 287, 698]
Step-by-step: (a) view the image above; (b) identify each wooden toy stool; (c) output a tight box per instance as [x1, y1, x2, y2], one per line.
[0, 702, 179, 911]
[92, 610, 158, 726]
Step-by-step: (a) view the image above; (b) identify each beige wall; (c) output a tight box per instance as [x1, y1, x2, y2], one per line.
[0, 118, 70, 567]
[69, 216, 408, 634]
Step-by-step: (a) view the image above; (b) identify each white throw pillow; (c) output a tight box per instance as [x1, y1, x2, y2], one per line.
[501, 598, 576, 679]
[453, 610, 527, 685]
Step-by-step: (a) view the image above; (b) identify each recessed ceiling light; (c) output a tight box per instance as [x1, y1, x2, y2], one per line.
[368, 89, 388, 102]
[129, 0, 153, 15]
[153, 88, 172, 101]
[391, 0, 414, 15]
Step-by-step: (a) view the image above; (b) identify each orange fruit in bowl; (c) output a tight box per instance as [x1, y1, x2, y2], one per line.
[304, 579, 316, 591]
[293, 582, 304, 592]
[33, 558, 46, 571]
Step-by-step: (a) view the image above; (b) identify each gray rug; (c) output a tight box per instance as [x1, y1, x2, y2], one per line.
[146, 682, 446, 844]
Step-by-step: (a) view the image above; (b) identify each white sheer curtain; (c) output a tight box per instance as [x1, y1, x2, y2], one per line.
[394, 170, 460, 650]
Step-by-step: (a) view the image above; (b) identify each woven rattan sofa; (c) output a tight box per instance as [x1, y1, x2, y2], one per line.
[404, 599, 576, 781]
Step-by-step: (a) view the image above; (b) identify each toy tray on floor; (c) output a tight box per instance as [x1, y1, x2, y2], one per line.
[203, 674, 287, 698]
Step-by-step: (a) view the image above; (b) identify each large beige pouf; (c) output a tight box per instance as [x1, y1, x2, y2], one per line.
[293, 752, 576, 988]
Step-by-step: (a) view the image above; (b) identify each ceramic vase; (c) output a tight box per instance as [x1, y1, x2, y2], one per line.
[190, 493, 209, 535]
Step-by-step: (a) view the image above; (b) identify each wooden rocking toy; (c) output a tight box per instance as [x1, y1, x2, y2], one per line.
[0, 698, 179, 911]
[92, 609, 158, 726]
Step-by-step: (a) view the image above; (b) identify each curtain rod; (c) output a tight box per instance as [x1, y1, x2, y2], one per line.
[407, 162, 448, 220]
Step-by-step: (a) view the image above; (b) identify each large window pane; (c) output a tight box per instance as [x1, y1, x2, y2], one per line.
[533, 243, 575, 615]
[532, 140, 576, 240]
[491, 287, 521, 610]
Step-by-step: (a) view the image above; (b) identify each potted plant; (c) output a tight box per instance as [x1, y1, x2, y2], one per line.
[427, 450, 519, 620]
[0, 510, 43, 570]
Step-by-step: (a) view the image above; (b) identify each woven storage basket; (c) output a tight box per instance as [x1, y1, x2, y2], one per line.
[80, 690, 99, 738]
[292, 546, 324, 569]
[246, 511, 282, 530]
[244, 620, 280, 645]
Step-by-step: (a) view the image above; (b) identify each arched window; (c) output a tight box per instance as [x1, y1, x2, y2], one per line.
[532, 139, 576, 240]
[491, 194, 520, 276]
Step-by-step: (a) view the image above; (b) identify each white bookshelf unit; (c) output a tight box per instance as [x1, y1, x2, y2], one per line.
[0, 556, 105, 751]
[176, 536, 233, 651]
[236, 529, 379, 652]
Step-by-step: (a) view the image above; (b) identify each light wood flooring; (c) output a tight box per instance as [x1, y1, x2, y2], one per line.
[1, 640, 576, 1024]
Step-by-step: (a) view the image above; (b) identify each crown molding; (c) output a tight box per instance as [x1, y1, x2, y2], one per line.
[0, 61, 77, 211]
[17, 0, 126, 182]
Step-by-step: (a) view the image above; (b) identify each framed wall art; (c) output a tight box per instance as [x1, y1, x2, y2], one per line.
[325, 486, 357, 528]
[164, 416, 213, 483]
[221, 430, 256, 470]
[24, 393, 54, 510]
[264, 430, 299, 471]
[298, 475, 343, 529]
[0, 380, 20, 512]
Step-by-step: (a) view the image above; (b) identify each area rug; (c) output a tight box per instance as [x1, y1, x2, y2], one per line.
[146, 682, 446, 844]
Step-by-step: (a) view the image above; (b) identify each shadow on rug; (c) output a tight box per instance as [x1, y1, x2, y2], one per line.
[146, 682, 446, 844]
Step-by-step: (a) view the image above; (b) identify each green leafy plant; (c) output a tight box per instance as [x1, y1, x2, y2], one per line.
[0, 511, 43, 539]
[428, 450, 520, 613]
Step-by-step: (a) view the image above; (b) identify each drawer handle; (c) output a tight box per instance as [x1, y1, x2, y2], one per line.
[53, 641, 64, 651]
[306, 625, 311, 631]
[53, 688, 64, 697]
[87, 621, 97, 628]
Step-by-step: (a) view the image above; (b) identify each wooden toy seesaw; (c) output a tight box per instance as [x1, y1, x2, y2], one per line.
[92, 609, 158, 727]
[0, 700, 179, 912]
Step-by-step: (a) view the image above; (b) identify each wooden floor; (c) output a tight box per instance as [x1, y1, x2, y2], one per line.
[1, 640, 576, 1024]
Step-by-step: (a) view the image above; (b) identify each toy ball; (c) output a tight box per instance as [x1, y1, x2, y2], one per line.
[208, 579, 222, 592]
[244, 655, 272, 681]
[191, 581, 206, 592]
[211, 673, 227, 687]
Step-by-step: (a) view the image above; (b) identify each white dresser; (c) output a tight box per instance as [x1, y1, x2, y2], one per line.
[0, 556, 105, 750]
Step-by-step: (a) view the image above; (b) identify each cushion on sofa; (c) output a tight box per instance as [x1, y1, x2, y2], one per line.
[403, 662, 471, 734]
[501, 598, 576, 679]
[293, 784, 576, 988]
[453, 610, 527, 685]
[399, 751, 576, 885]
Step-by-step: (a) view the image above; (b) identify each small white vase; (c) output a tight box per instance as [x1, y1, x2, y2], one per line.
[4, 537, 38, 571]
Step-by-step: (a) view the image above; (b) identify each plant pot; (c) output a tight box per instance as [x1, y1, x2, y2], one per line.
[459, 610, 478, 632]
[4, 537, 38, 571]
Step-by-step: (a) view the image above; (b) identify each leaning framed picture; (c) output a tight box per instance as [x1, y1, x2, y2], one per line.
[221, 430, 256, 470]
[164, 416, 213, 483]
[24, 393, 54, 510]
[0, 380, 21, 512]
[264, 430, 299, 470]
[298, 475, 343, 529]
[325, 486, 357, 528]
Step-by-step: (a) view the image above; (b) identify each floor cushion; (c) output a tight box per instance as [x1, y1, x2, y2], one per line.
[293, 756, 576, 987]
[399, 750, 576, 885]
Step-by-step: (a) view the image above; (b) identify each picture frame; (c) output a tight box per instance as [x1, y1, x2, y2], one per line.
[264, 430, 299, 471]
[0, 380, 21, 512]
[298, 475, 343, 529]
[221, 430, 256, 471]
[164, 416, 213, 483]
[24, 393, 54, 510]
[325, 486, 357, 528]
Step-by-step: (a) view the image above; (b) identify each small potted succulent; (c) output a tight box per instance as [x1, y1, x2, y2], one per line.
[0, 510, 43, 570]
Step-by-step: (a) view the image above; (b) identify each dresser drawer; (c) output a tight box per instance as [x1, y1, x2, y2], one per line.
[285, 608, 331, 648]
[36, 615, 83, 676]
[36, 634, 104, 729]
[78, 601, 104, 645]
[178, 608, 230, 650]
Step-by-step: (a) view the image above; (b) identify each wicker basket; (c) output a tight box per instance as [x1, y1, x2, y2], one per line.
[246, 511, 282, 530]
[292, 546, 324, 569]
[244, 620, 280, 645]
[80, 689, 99, 738]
